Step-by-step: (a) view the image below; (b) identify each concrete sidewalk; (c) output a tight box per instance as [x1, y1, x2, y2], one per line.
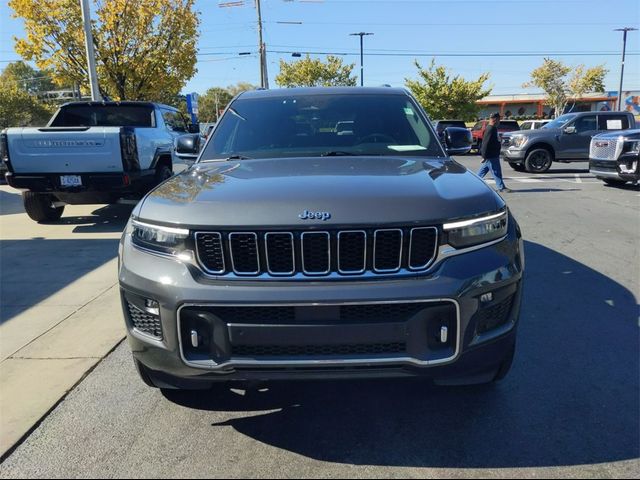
[0, 186, 129, 457]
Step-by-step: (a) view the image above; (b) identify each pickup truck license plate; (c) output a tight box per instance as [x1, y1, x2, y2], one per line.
[60, 175, 82, 187]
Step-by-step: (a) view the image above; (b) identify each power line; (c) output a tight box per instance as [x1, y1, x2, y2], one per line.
[267, 50, 640, 58]
[267, 21, 630, 26]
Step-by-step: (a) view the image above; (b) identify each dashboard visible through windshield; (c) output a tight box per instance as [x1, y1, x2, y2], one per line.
[200, 93, 445, 161]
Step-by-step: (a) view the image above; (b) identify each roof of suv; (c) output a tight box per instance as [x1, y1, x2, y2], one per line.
[238, 87, 408, 99]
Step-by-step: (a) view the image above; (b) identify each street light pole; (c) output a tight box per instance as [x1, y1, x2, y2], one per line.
[80, 0, 101, 101]
[614, 27, 637, 111]
[350, 32, 373, 87]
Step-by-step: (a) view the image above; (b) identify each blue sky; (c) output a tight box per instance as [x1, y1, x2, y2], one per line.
[1, 0, 639, 96]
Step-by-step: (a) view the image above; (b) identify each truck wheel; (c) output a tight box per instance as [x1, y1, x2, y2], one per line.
[154, 164, 173, 186]
[602, 178, 627, 187]
[23, 192, 64, 222]
[524, 148, 553, 173]
[509, 163, 526, 172]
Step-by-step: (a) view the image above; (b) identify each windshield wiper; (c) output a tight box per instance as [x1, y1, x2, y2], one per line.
[228, 108, 246, 122]
[321, 151, 358, 156]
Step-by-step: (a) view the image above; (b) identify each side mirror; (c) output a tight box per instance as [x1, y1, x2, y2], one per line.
[443, 127, 472, 155]
[187, 123, 200, 134]
[564, 126, 577, 134]
[175, 134, 200, 160]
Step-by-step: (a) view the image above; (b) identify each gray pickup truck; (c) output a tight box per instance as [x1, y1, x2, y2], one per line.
[119, 87, 524, 391]
[500, 111, 636, 173]
[1, 101, 198, 222]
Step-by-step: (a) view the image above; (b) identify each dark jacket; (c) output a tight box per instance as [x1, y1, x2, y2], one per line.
[481, 124, 501, 159]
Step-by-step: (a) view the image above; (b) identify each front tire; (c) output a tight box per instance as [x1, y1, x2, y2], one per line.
[23, 192, 64, 222]
[154, 164, 173, 187]
[509, 162, 526, 172]
[524, 148, 553, 173]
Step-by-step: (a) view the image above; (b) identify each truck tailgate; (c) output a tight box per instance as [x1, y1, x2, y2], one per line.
[7, 127, 123, 174]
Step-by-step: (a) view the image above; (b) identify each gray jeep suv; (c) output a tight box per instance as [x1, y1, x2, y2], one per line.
[501, 111, 636, 173]
[119, 87, 524, 390]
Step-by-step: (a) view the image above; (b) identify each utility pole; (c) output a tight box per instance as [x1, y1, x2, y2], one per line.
[80, 0, 101, 101]
[350, 32, 373, 87]
[614, 27, 637, 111]
[256, 0, 269, 88]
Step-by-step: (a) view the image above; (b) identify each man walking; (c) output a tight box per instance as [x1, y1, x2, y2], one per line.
[478, 112, 510, 193]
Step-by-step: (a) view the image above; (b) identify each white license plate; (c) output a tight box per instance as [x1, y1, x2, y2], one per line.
[60, 175, 82, 187]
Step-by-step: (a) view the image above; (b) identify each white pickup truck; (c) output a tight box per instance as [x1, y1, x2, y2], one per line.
[0, 101, 198, 222]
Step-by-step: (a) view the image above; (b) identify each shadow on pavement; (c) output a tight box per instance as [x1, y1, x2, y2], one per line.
[40, 204, 134, 234]
[603, 183, 640, 192]
[164, 240, 639, 468]
[0, 189, 24, 216]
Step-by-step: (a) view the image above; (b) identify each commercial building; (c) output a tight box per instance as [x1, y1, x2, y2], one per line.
[477, 90, 640, 119]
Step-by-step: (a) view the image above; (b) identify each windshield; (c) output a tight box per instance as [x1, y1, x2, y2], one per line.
[200, 93, 445, 161]
[543, 114, 578, 130]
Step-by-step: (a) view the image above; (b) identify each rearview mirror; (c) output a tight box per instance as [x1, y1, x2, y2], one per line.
[443, 127, 472, 155]
[564, 126, 577, 134]
[174, 134, 200, 160]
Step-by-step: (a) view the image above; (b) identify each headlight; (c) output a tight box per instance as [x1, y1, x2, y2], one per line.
[627, 141, 640, 154]
[512, 136, 528, 148]
[444, 210, 508, 248]
[131, 219, 189, 255]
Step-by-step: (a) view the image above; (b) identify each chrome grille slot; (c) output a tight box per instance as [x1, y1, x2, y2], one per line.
[338, 230, 366, 274]
[301, 232, 330, 275]
[229, 232, 259, 274]
[408, 227, 438, 270]
[265, 232, 295, 275]
[195, 232, 225, 274]
[373, 229, 403, 273]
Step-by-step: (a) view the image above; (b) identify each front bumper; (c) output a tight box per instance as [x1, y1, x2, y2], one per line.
[590, 156, 639, 183]
[6, 171, 155, 203]
[119, 220, 524, 385]
[500, 147, 526, 163]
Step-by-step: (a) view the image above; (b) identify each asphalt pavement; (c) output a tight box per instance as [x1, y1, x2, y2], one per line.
[0, 158, 638, 478]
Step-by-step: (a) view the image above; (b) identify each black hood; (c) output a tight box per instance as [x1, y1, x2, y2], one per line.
[138, 156, 503, 228]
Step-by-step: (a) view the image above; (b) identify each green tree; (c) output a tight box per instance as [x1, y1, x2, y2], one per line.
[0, 85, 54, 128]
[524, 58, 607, 117]
[9, 0, 200, 102]
[199, 87, 233, 123]
[275, 55, 357, 88]
[405, 60, 491, 121]
[0, 61, 56, 95]
[226, 81, 257, 97]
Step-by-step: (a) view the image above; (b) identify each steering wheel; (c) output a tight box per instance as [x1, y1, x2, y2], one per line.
[357, 133, 397, 144]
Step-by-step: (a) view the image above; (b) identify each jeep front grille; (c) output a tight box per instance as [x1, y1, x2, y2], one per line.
[195, 227, 438, 278]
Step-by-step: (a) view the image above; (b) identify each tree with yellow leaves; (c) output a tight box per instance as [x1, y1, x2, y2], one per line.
[9, 0, 200, 102]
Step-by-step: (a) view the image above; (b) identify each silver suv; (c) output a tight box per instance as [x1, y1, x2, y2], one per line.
[119, 88, 524, 390]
